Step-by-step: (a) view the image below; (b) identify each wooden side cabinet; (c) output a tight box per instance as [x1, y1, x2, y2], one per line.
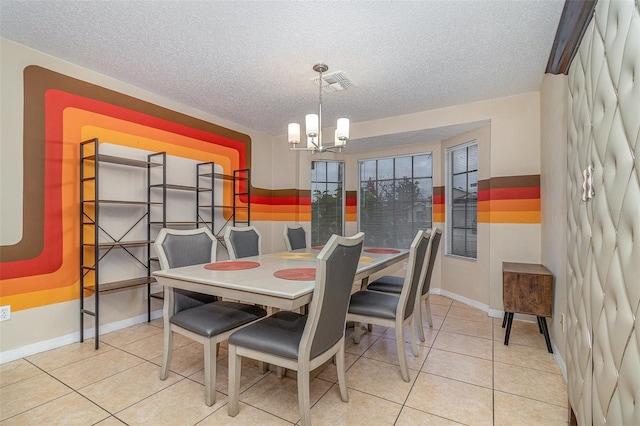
[502, 262, 554, 353]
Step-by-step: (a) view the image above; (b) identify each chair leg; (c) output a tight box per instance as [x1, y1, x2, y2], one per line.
[160, 327, 173, 380]
[424, 295, 433, 328]
[228, 345, 241, 416]
[204, 338, 217, 406]
[395, 326, 410, 382]
[336, 341, 349, 402]
[277, 366, 285, 378]
[353, 322, 362, 344]
[409, 319, 419, 357]
[297, 365, 311, 426]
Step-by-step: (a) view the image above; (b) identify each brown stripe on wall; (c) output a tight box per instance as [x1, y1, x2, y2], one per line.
[433, 186, 444, 196]
[489, 175, 540, 189]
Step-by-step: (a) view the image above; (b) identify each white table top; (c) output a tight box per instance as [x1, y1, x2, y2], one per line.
[153, 247, 408, 310]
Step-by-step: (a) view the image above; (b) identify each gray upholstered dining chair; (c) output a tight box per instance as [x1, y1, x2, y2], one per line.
[223, 225, 262, 259]
[366, 227, 442, 342]
[347, 229, 432, 382]
[227, 232, 364, 426]
[154, 227, 267, 406]
[284, 224, 307, 251]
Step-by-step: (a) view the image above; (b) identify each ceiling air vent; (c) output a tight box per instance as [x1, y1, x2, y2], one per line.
[313, 71, 354, 93]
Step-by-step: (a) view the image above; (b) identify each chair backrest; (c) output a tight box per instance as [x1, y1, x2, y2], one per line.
[300, 233, 364, 360]
[421, 228, 442, 296]
[284, 224, 307, 251]
[154, 227, 218, 312]
[155, 227, 217, 270]
[396, 229, 432, 320]
[224, 225, 262, 259]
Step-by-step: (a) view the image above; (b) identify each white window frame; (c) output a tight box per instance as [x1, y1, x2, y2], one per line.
[445, 140, 478, 260]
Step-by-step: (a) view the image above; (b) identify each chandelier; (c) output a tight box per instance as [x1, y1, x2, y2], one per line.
[288, 63, 349, 153]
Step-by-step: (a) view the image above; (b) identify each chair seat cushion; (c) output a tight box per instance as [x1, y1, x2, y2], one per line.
[229, 311, 307, 360]
[348, 290, 399, 319]
[366, 275, 404, 294]
[170, 301, 267, 338]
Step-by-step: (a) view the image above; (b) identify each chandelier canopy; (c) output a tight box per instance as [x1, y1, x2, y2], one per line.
[288, 63, 349, 153]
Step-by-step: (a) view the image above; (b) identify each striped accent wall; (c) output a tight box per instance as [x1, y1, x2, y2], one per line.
[432, 174, 541, 224]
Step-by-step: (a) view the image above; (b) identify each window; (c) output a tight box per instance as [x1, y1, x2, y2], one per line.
[446, 141, 478, 259]
[358, 154, 433, 248]
[311, 161, 344, 246]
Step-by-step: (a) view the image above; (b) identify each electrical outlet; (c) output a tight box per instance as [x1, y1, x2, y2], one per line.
[560, 313, 565, 332]
[0, 305, 10, 322]
[403, 262, 408, 271]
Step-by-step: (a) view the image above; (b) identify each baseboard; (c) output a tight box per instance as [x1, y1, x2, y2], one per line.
[0, 309, 163, 364]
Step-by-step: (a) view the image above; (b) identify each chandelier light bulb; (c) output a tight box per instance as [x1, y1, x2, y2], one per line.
[288, 123, 300, 145]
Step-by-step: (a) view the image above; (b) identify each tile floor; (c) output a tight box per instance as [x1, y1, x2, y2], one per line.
[0, 295, 569, 425]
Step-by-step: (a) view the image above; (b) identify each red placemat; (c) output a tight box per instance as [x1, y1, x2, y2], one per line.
[204, 261, 260, 271]
[364, 248, 401, 254]
[311, 245, 324, 250]
[273, 268, 316, 281]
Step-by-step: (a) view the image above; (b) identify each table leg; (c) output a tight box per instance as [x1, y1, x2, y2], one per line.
[538, 316, 553, 353]
[503, 312, 514, 346]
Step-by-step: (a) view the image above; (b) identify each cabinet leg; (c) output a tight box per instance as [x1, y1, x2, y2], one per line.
[503, 312, 514, 346]
[538, 316, 553, 353]
[537, 316, 544, 334]
[502, 313, 507, 328]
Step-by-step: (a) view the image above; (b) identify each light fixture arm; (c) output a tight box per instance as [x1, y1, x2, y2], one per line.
[288, 63, 349, 153]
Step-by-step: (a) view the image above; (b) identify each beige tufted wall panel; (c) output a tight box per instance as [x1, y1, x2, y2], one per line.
[567, 0, 640, 424]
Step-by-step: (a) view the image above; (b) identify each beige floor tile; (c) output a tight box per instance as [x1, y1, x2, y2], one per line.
[316, 351, 359, 382]
[429, 303, 451, 317]
[79, 361, 181, 413]
[116, 378, 222, 425]
[493, 319, 549, 350]
[363, 337, 430, 371]
[238, 373, 332, 423]
[48, 348, 144, 389]
[345, 357, 417, 404]
[422, 348, 493, 388]
[0, 373, 72, 421]
[26, 340, 114, 372]
[200, 402, 292, 425]
[395, 406, 464, 425]
[0, 359, 43, 388]
[95, 416, 128, 425]
[450, 301, 477, 310]
[441, 316, 493, 339]
[149, 317, 164, 328]
[380, 324, 431, 347]
[494, 362, 568, 408]
[447, 306, 491, 322]
[432, 331, 493, 360]
[344, 329, 380, 356]
[189, 355, 268, 394]
[2, 391, 110, 425]
[311, 384, 402, 425]
[494, 390, 569, 425]
[421, 313, 445, 331]
[405, 373, 493, 426]
[120, 330, 192, 361]
[100, 323, 163, 347]
[150, 341, 207, 377]
[428, 294, 453, 307]
[494, 340, 561, 374]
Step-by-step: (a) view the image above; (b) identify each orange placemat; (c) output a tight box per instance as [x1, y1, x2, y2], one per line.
[364, 248, 401, 254]
[273, 268, 316, 281]
[311, 245, 324, 250]
[204, 261, 260, 271]
[359, 256, 374, 263]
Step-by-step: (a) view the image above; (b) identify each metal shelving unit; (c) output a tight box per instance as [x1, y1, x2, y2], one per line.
[80, 138, 162, 349]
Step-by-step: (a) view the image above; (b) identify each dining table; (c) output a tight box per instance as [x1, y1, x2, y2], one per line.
[153, 246, 409, 312]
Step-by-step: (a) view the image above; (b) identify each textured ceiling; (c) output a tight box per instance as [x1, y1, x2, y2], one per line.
[0, 0, 564, 148]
